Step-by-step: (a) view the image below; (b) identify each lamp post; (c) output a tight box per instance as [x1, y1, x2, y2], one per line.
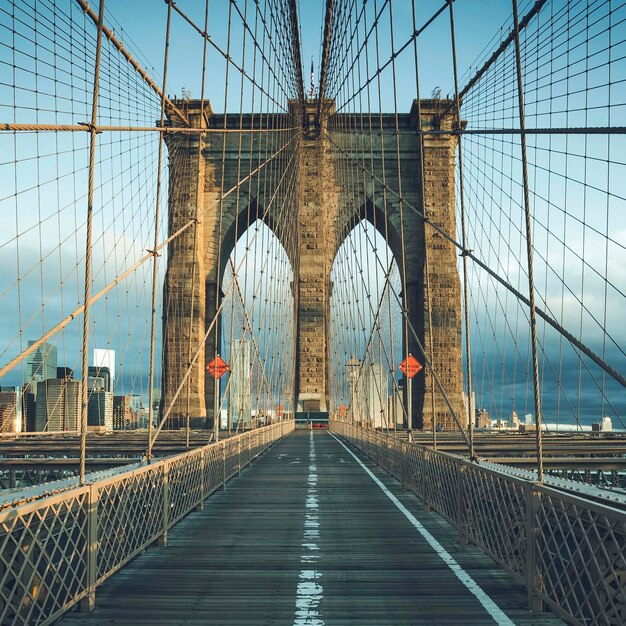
[346, 355, 360, 425]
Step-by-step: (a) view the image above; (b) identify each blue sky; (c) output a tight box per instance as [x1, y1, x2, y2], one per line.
[105, 0, 515, 111]
[0, 0, 624, 427]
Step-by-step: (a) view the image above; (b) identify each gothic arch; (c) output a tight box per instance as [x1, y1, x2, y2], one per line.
[217, 195, 298, 289]
[332, 192, 425, 284]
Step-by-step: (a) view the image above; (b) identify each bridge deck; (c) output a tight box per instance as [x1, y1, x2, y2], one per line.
[60, 430, 563, 625]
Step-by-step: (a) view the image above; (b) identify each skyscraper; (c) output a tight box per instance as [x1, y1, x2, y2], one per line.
[87, 365, 112, 392]
[0, 387, 22, 433]
[113, 395, 138, 430]
[229, 339, 251, 429]
[87, 390, 113, 431]
[361, 363, 388, 429]
[26, 341, 57, 386]
[22, 391, 36, 432]
[93, 349, 115, 388]
[35, 376, 81, 432]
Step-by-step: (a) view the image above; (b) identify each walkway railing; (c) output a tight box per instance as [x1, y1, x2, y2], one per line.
[0, 421, 294, 626]
[331, 421, 626, 626]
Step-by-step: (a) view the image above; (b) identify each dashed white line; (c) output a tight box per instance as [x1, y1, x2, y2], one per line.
[294, 431, 324, 626]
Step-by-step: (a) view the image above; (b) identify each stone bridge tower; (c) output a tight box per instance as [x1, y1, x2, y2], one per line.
[161, 99, 464, 431]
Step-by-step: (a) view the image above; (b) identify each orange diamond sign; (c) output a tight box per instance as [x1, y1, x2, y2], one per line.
[399, 354, 422, 379]
[276, 404, 284, 418]
[207, 355, 229, 379]
[339, 404, 347, 417]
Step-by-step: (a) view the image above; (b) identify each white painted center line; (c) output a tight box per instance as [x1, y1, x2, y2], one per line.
[294, 431, 324, 626]
[329, 432, 516, 626]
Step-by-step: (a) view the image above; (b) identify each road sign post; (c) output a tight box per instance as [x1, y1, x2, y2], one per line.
[207, 356, 229, 442]
[408, 377, 413, 432]
[398, 355, 423, 431]
[214, 376, 219, 442]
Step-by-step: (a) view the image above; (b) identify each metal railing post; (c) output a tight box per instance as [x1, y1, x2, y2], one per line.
[159, 462, 169, 546]
[417, 446, 425, 499]
[222, 442, 226, 489]
[525, 484, 543, 612]
[407, 443, 415, 491]
[79, 483, 98, 612]
[381, 434, 385, 469]
[238, 439, 242, 476]
[196, 451, 205, 511]
[457, 462, 467, 545]
[423, 450, 432, 512]
[402, 441, 408, 488]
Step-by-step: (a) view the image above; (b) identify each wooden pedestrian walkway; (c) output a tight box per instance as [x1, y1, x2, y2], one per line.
[59, 430, 564, 625]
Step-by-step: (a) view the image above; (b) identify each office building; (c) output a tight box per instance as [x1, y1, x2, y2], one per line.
[476, 408, 491, 429]
[508, 410, 520, 429]
[36, 377, 81, 432]
[130, 395, 142, 414]
[360, 363, 388, 429]
[593, 417, 613, 433]
[0, 387, 22, 433]
[87, 390, 113, 431]
[26, 341, 57, 386]
[93, 349, 115, 387]
[57, 367, 73, 379]
[113, 395, 138, 430]
[229, 339, 251, 429]
[87, 365, 112, 392]
[388, 384, 405, 429]
[22, 391, 36, 432]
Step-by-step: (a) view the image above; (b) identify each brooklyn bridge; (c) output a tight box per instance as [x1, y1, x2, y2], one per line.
[0, 0, 624, 624]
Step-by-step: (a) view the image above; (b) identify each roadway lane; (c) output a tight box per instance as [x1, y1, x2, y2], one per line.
[60, 429, 564, 625]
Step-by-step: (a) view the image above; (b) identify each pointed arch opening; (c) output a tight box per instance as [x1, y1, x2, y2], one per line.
[329, 220, 406, 430]
[217, 219, 295, 430]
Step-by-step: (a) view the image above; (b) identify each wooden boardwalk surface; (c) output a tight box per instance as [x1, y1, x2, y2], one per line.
[60, 430, 564, 625]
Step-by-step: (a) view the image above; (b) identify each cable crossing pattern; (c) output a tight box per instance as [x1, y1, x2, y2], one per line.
[0, 0, 624, 485]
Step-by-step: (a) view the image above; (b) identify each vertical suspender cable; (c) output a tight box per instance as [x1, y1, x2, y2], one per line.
[511, 0, 544, 481]
[213, 1, 234, 442]
[385, 0, 410, 431]
[147, 0, 173, 461]
[184, 0, 210, 449]
[448, 0, 475, 459]
[80, 0, 105, 485]
[411, 0, 437, 448]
